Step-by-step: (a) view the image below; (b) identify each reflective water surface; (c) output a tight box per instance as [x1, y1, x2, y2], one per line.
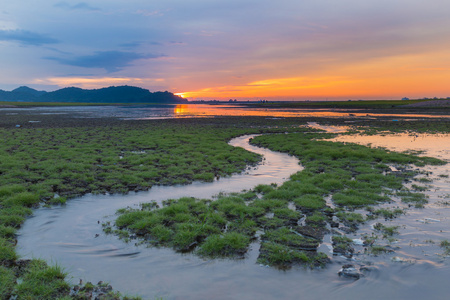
[3, 104, 449, 119]
[17, 127, 450, 299]
[332, 132, 450, 160]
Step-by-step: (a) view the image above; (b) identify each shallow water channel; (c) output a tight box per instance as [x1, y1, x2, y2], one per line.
[17, 131, 450, 299]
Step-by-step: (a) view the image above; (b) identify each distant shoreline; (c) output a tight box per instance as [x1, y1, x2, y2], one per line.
[2, 98, 450, 111]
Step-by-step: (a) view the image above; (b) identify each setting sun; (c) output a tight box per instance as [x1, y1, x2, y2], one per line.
[174, 93, 186, 98]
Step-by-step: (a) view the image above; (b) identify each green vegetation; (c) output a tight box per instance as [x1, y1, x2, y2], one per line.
[369, 245, 394, 255]
[112, 194, 257, 257]
[367, 207, 404, 220]
[360, 221, 402, 255]
[258, 227, 328, 268]
[351, 119, 450, 135]
[13, 260, 69, 299]
[0, 117, 317, 299]
[396, 190, 429, 208]
[0, 266, 15, 297]
[111, 183, 329, 268]
[332, 236, 354, 257]
[0, 122, 268, 200]
[0, 112, 447, 298]
[440, 240, 450, 255]
[335, 212, 365, 229]
[373, 223, 399, 238]
[250, 132, 442, 210]
[112, 124, 444, 270]
[0, 259, 69, 299]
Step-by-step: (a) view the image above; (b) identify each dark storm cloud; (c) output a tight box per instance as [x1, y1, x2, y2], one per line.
[54, 2, 100, 11]
[45, 50, 165, 72]
[0, 29, 59, 46]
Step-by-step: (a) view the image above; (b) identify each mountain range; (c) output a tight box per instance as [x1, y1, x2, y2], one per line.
[0, 86, 187, 104]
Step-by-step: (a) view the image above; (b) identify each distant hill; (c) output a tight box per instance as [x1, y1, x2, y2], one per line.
[0, 85, 187, 104]
[12, 86, 47, 97]
[0, 86, 47, 101]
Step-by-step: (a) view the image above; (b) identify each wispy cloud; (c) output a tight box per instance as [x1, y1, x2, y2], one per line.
[135, 9, 164, 17]
[0, 29, 59, 46]
[119, 41, 162, 49]
[54, 2, 100, 11]
[119, 41, 144, 49]
[45, 50, 165, 72]
[33, 76, 166, 89]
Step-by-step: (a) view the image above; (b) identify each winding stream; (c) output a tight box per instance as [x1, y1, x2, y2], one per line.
[17, 132, 450, 299]
[17, 135, 304, 299]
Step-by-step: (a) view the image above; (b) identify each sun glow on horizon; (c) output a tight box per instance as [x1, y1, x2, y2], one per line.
[175, 49, 450, 100]
[174, 92, 186, 98]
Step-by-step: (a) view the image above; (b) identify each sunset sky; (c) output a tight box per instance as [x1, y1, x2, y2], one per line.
[1, 1, 450, 100]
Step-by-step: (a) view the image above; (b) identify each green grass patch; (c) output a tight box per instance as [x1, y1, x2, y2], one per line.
[332, 235, 354, 256]
[336, 212, 365, 228]
[397, 190, 428, 207]
[198, 232, 250, 258]
[370, 245, 393, 255]
[440, 240, 450, 255]
[13, 260, 70, 299]
[0, 238, 18, 263]
[262, 227, 319, 251]
[0, 266, 16, 297]
[113, 194, 257, 256]
[257, 241, 329, 269]
[293, 195, 326, 210]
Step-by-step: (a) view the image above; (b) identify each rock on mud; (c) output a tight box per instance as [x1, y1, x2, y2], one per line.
[338, 264, 363, 279]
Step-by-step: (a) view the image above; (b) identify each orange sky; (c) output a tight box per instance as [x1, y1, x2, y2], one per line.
[179, 48, 450, 100]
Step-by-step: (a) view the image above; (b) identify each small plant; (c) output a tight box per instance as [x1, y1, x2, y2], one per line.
[368, 208, 404, 220]
[332, 235, 354, 257]
[412, 184, 428, 192]
[417, 177, 432, 183]
[373, 223, 399, 238]
[397, 191, 428, 206]
[336, 212, 365, 227]
[362, 233, 378, 246]
[440, 240, 450, 255]
[370, 245, 393, 255]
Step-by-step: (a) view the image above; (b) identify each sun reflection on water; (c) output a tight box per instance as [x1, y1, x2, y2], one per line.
[160, 104, 450, 120]
[174, 105, 188, 115]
